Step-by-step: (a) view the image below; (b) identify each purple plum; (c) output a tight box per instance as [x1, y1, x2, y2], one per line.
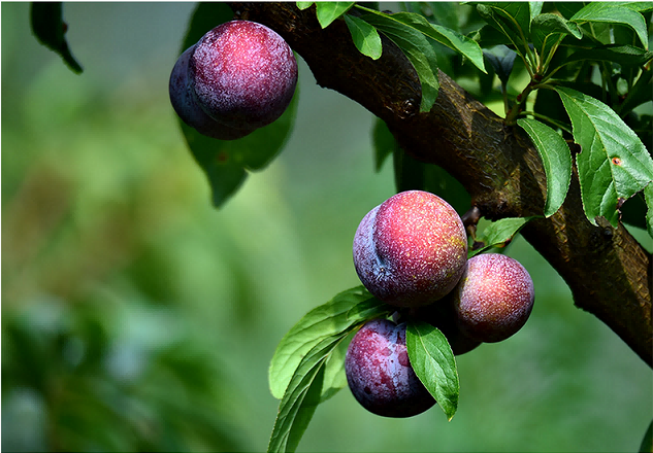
[353, 190, 468, 308]
[453, 253, 535, 343]
[345, 318, 435, 418]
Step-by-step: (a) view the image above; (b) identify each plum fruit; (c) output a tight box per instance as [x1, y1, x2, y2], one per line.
[345, 318, 435, 418]
[169, 45, 254, 140]
[453, 253, 535, 343]
[190, 20, 298, 131]
[353, 190, 468, 308]
[418, 296, 481, 355]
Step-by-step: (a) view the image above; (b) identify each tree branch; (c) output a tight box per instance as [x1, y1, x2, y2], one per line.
[230, 2, 652, 366]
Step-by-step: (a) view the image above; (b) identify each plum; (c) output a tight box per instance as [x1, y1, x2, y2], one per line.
[345, 318, 435, 418]
[190, 20, 298, 131]
[169, 45, 254, 140]
[353, 190, 468, 308]
[453, 253, 535, 343]
[418, 296, 481, 355]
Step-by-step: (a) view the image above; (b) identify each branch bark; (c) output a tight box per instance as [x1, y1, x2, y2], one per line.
[230, 2, 652, 366]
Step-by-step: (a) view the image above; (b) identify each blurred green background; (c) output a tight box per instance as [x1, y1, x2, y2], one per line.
[2, 3, 652, 452]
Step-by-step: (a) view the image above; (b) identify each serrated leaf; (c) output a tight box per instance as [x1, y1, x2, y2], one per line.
[296, 2, 314, 10]
[30, 2, 83, 74]
[344, 14, 383, 60]
[406, 321, 459, 421]
[383, 12, 486, 73]
[316, 2, 355, 28]
[358, 8, 440, 112]
[470, 217, 536, 256]
[268, 286, 391, 400]
[556, 86, 653, 227]
[531, 13, 582, 59]
[570, 3, 648, 50]
[517, 118, 572, 217]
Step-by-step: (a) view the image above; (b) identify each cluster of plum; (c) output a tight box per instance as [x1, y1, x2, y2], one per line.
[169, 20, 297, 140]
[347, 190, 535, 417]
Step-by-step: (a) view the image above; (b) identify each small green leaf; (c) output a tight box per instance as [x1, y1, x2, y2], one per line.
[268, 286, 391, 400]
[315, 2, 355, 28]
[471, 217, 536, 256]
[358, 8, 440, 112]
[517, 118, 573, 217]
[476, 3, 531, 55]
[30, 2, 83, 74]
[531, 13, 582, 60]
[344, 14, 383, 60]
[406, 321, 459, 421]
[645, 184, 653, 239]
[570, 3, 649, 50]
[296, 2, 314, 10]
[556, 86, 653, 227]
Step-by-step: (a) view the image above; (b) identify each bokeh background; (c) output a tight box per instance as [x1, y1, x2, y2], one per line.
[2, 3, 652, 452]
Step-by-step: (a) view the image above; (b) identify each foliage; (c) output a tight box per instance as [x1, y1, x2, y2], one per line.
[22, 2, 653, 453]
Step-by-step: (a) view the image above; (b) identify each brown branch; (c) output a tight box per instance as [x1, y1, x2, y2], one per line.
[230, 2, 652, 366]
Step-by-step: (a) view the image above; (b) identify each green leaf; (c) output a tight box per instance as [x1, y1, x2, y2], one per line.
[344, 14, 383, 60]
[645, 184, 653, 239]
[385, 12, 486, 73]
[517, 118, 573, 217]
[319, 338, 349, 402]
[614, 2, 653, 13]
[358, 7, 440, 112]
[30, 2, 83, 74]
[531, 13, 582, 60]
[268, 286, 391, 400]
[570, 3, 649, 50]
[296, 2, 314, 10]
[181, 2, 234, 52]
[556, 86, 653, 227]
[372, 118, 396, 172]
[476, 3, 532, 55]
[483, 45, 517, 84]
[565, 45, 653, 68]
[315, 2, 355, 28]
[470, 217, 537, 256]
[406, 321, 459, 421]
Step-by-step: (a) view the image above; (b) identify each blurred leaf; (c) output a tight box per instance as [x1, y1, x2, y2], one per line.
[372, 117, 396, 171]
[565, 45, 653, 68]
[268, 286, 391, 400]
[619, 70, 653, 116]
[570, 3, 648, 50]
[556, 86, 653, 227]
[483, 45, 517, 84]
[296, 2, 314, 10]
[470, 217, 537, 256]
[641, 419, 653, 453]
[30, 2, 83, 73]
[180, 2, 234, 52]
[517, 118, 572, 217]
[344, 14, 383, 60]
[316, 2, 355, 28]
[406, 321, 459, 421]
[358, 7, 440, 112]
[645, 184, 653, 239]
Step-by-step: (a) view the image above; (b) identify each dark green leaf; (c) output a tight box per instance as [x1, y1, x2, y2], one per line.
[570, 3, 649, 50]
[316, 2, 355, 28]
[556, 86, 653, 227]
[296, 2, 314, 10]
[319, 338, 349, 403]
[181, 2, 233, 52]
[372, 118, 396, 172]
[531, 13, 582, 60]
[517, 118, 572, 217]
[358, 7, 440, 112]
[470, 217, 537, 256]
[344, 14, 383, 60]
[384, 12, 486, 72]
[645, 184, 653, 239]
[268, 286, 391, 400]
[640, 418, 653, 453]
[406, 321, 459, 421]
[565, 45, 653, 68]
[483, 45, 517, 84]
[620, 71, 653, 115]
[476, 3, 531, 55]
[30, 2, 83, 74]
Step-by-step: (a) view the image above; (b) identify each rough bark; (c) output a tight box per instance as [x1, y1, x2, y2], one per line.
[230, 2, 652, 366]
